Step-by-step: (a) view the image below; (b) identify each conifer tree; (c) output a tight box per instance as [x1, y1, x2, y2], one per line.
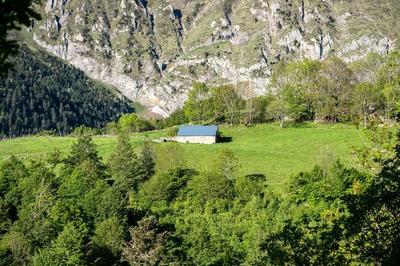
[65, 135, 106, 176]
[137, 141, 155, 182]
[108, 133, 140, 192]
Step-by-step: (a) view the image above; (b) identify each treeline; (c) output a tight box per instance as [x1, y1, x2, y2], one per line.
[0, 131, 399, 265]
[165, 51, 400, 127]
[0, 45, 133, 138]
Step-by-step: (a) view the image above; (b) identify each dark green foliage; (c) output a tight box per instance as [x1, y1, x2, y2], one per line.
[1, 129, 399, 265]
[32, 222, 88, 266]
[66, 135, 106, 175]
[137, 141, 156, 182]
[251, 95, 274, 123]
[0, 45, 133, 138]
[135, 169, 194, 214]
[91, 217, 124, 262]
[108, 133, 141, 192]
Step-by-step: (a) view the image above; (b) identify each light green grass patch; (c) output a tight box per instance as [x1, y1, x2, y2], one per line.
[0, 124, 363, 187]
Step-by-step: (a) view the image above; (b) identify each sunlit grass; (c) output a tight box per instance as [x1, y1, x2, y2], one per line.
[0, 123, 364, 187]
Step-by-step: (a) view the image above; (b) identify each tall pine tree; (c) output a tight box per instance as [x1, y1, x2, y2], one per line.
[108, 133, 141, 192]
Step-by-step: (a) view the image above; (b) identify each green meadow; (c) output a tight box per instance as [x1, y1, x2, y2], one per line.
[0, 123, 365, 187]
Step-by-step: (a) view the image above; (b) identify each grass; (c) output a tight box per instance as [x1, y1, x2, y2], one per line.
[0, 123, 364, 187]
[179, 123, 363, 186]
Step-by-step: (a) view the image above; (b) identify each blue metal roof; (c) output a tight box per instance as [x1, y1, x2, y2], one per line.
[177, 125, 218, 136]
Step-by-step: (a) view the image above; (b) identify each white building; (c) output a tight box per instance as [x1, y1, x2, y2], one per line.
[176, 125, 218, 144]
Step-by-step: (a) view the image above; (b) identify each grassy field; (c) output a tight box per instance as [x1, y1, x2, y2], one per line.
[0, 123, 365, 187]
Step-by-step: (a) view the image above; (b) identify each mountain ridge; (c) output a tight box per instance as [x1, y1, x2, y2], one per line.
[31, 0, 399, 116]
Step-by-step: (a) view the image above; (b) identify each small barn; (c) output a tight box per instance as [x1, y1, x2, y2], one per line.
[176, 125, 218, 144]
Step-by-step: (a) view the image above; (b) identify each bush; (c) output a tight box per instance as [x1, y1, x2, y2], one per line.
[71, 126, 102, 137]
[166, 127, 178, 137]
[118, 114, 154, 133]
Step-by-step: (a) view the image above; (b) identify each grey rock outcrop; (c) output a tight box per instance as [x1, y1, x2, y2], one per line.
[32, 0, 398, 116]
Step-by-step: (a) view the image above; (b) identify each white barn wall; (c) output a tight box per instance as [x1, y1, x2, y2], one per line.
[176, 136, 216, 144]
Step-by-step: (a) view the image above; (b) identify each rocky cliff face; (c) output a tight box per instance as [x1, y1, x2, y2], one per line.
[32, 0, 399, 116]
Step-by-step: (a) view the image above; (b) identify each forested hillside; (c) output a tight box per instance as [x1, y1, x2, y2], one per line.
[0, 133, 399, 265]
[0, 45, 133, 138]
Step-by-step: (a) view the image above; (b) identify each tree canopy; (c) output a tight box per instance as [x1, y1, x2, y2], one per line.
[0, 130, 399, 264]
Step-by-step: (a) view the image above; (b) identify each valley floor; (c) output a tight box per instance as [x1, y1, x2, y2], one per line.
[0, 123, 364, 187]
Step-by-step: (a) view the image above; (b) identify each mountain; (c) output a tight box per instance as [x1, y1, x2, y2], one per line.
[31, 0, 400, 116]
[0, 42, 133, 138]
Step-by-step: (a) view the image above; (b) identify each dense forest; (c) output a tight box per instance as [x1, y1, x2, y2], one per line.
[0, 130, 399, 265]
[0, 45, 133, 138]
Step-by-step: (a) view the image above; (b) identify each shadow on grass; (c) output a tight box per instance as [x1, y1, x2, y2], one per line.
[218, 136, 233, 143]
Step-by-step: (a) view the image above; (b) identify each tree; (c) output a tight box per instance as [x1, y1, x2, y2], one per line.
[353, 121, 397, 173]
[160, 109, 188, 128]
[238, 81, 257, 125]
[250, 95, 274, 123]
[32, 222, 88, 266]
[0, 0, 41, 75]
[270, 59, 320, 122]
[137, 141, 155, 181]
[118, 114, 153, 133]
[135, 169, 193, 213]
[345, 131, 400, 264]
[189, 171, 235, 202]
[121, 216, 167, 266]
[183, 83, 211, 123]
[266, 97, 289, 128]
[0, 45, 132, 138]
[210, 85, 243, 125]
[1, 231, 31, 265]
[316, 57, 355, 122]
[65, 134, 106, 174]
[381, 84, 400, 121]
[90, 217, 124, 263]
[351, 82, 381, 125]
[361, 132, 400, 264]
[279, 162, 366, 264]
[15, 182, 55, 248]
[349, 52, 383, 84]
[0, 156, 27, 204]
[378, 51, 400, 120]
[108, 133, 141, 192]
[281, 85, 312, 122]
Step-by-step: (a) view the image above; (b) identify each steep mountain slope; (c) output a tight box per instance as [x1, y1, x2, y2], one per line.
[32, 0, 399, 115]
[0, 43, 133, 138]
